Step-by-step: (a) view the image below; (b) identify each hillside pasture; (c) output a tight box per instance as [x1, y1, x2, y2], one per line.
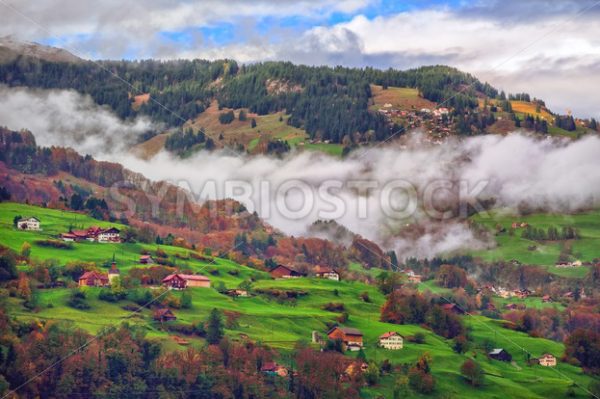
[370, 84, 437, 111]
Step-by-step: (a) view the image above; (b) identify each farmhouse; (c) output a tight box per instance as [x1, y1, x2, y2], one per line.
[97, 227, 121, 243]
[78, 271, 109, 287]
[162, 273, 211, 289]
[404, 269, 422, 284]
[60, 226, 121, 243]
[139, 254, 154, 264]
[16, 216, 40, 231]
[538, 353, 557, 367]
[542, 295, 553, 303]
[314, 266, 340, 281]
[327, 326, 363, 351]
[489, 348, 512, 362]
[378, 332, 404, 350]
[269, 265, 305, 279]
[153, 308, 176, 322]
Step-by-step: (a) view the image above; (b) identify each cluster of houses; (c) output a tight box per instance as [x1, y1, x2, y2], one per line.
[321, 326, 404, 352]
[511, 221, 530, 229]
[269, 264, 341, 281]
[15, 216, 41, 231]
[61, 226, 121, 243]
[488, 348, 557, 367]
[478, 285, 534, 299]
[555, 260, 590, 268]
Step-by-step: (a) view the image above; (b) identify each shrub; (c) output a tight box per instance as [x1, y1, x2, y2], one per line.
[35, 240, 73, 249]
[68, 289, 90, 309]
[322, 302, 345, 312]
[218, 110, 235, 124]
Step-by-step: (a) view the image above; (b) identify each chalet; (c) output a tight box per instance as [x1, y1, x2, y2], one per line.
[489, 348, 512, 362]
[269, 265, 305, 279]
[441, 303, 465, 315]
[404, 269, 422, 283]
[139, 254, 154, 264]
[153, 308, 176, 322]
[78, 271, 109, 287]
[16, 216, 40, 231]
[538, 353, 557, 367]
[60, 226, 121, 243]
[327, 326, 363, 351]
[542, 295, 553, 303]
[378, 332, 404, 350]
[314, 266, 340, 281]
[162, 273, 211, 289]
[98, 227, 121, 243]
[107, 262, 120, 284]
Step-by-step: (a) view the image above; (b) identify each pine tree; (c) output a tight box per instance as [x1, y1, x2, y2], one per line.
[206, 308, 223, 344]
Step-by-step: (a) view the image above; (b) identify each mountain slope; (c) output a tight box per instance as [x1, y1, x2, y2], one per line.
[0, 36, 81, 63]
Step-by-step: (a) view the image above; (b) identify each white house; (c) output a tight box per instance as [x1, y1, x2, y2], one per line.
[379, 332, 404, 350]
[98, 227, 121, 243]
[16, 217, 40, 231]
[314, 266, 340, 281]
[538, 353, 557, 367]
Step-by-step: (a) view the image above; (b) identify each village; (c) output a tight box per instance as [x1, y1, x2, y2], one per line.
[6, 211, 577, 386]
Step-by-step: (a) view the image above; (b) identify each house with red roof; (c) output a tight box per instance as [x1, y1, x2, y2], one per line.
[153, 308, 177, 322]
[78, 271, 109, 287]
[162, 273, 211, 289]
[269, 265, 305, 279]
[327, 326, 363, 351]
[379, 332, 404, 350]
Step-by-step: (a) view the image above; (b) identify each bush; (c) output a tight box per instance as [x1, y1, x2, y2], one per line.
[68, 289, 90, 309]
[322, 302, 345, 312]
[98, 289, 126, 302]
[35, 240, 73, 249]
[359, 291, 370, 302]
[408, 332, 426, 344]
[218, 110, 235, 124]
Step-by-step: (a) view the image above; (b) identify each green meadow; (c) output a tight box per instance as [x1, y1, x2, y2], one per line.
[470, 209, 600, 278]
[1, 202, 597, 398]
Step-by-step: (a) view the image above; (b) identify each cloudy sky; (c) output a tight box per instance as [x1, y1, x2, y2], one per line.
[1, 0, 599, 117]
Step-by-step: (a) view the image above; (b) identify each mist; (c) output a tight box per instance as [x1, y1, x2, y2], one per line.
[2, 86, 600, 259]
[0, 85, 157, 157]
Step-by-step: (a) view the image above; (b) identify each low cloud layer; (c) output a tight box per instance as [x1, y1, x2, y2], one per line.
[2, 86, 600, 259]
[0, 85, 157, 156]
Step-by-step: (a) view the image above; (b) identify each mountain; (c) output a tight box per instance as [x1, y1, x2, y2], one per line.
[0, 36, 81, 63]
[4, 39, 596, 159]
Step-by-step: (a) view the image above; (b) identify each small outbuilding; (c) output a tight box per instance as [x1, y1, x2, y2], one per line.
[489, 348, 512, 362]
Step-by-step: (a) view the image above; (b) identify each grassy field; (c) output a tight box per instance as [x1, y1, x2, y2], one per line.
[469, 209, 600, 278]
[1, 202, 597, 397]
[370, 85, 436, 111]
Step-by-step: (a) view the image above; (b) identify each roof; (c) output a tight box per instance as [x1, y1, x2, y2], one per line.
[109, 263, 120, 274]
[315, 266, 337, 274]
[379, 331, 402, 339]
[162, 273, 210, 283]
[328, 326, 363, 336]
[140, 255, 152, 259]
[540, 353, 555, 358]
[18, 216, 39, 221]
[154, 308, 175, 317]
[270, 265, 304, 276]
[79, 271, 108, 281]
[489, 348, 505, 355]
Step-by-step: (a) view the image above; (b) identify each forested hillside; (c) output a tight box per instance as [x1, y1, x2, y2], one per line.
[0, 51, 498, 144]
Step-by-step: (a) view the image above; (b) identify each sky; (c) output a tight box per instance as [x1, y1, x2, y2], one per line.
[1, 0, 600, 118]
